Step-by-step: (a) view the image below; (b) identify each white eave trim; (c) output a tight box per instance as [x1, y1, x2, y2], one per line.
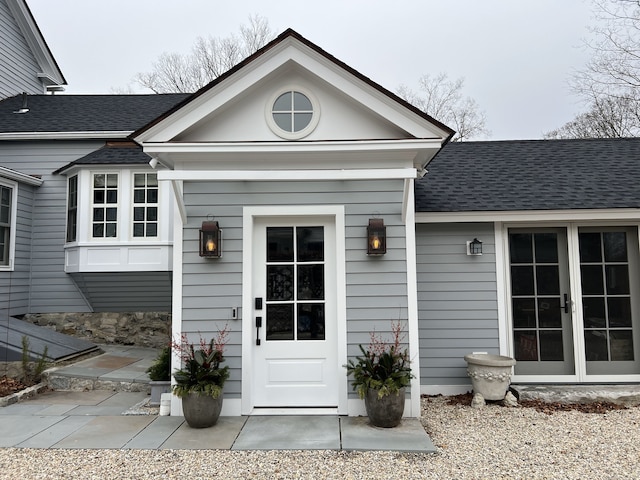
[158, 168, 417, 182]
[143, 138, 443, 155]
[416, 208, 640, 223]
[0, 131, 132, 140]
[0, 166, 43, 186]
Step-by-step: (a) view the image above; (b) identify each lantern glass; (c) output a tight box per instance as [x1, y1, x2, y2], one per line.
[367, 219, 386, 255]
[199, 221, 221, 258]
[468, 238, 482, 255]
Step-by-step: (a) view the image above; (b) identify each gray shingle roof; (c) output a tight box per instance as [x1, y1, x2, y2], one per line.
[53, 142, 150, 174]
[0, 94, 189, 133]
[415, 138, 640, 212]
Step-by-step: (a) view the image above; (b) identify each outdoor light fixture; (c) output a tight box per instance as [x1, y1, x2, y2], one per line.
[467, 238, 483, 256]
[367, 218, 386, 255]
[199, 220, 221, 258]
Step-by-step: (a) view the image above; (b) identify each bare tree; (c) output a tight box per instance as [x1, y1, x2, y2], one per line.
[136, 15, 274, 93]
[546, 0, 640, 137]
[545, 95, 640, 138]
[397, 73, 490, 141]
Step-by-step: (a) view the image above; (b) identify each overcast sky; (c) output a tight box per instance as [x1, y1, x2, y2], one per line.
[28, 0, 596, 140]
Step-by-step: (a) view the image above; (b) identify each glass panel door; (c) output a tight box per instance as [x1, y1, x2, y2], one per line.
[509, 228, 575, 375]
[579, 227, 640, 375]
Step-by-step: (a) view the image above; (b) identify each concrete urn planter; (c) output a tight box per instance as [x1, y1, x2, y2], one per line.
[364, 387, 405, 428]
[181, 393, 223, 428]
[464, 353, 516, 407]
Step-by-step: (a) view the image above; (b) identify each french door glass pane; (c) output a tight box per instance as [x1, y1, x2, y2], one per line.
[606, 265, 629, 294]
[535, 233, 559, 263]
[297, 226, 324, 262]
[581, 265, 604, 294]
[579, 233, 602, 262]
[538, 298, 562, 328]
[512, 298, 536, 328]
[539, 331, 564, 361]
[267, 265, 294, 301]
[510, 233, 533, 263]
[266, 304, 294, 340]
[511, 266, 534, 295]
[297, 265, 324, 300]
[297, 304, 325, 340]
[536, 266, 560, 295]
[267, 227, 293, 261]
[604, 232, 627, 262]
[583, 297, 606, 328]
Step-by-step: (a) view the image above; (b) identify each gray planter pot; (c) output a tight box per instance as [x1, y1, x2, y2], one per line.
[364, 387, 405, 428]
[181, 392, 223, 428]
[464, 353, 516, 401]
[148, 380, 171, 407]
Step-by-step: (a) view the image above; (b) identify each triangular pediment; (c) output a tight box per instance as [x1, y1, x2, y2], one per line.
[134, 30, 453, 171]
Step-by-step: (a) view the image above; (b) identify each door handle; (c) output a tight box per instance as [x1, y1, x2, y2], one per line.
[256, 316, 262, 346]
[561, 294, 569, 314]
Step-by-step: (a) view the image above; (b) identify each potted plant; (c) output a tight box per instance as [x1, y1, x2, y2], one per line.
[171, 326, 230, 428]
[146, 346, 171, 407]
[345, 321, 413, 428]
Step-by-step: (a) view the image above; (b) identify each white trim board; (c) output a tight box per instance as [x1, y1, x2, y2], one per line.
[416, 209, 640, 223]
[158, 168, 417, 182]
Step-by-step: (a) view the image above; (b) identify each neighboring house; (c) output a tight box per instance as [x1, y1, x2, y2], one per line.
[1, 26, 639, 418]
[0, 93, 188, 318]
[0, 0, 66, 98]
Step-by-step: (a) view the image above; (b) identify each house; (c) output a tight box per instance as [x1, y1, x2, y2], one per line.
[1, 19, 639, 418]
[0, 0, 65, 98]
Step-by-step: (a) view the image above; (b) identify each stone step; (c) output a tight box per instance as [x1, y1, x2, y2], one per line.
[511, 384, 640, 406]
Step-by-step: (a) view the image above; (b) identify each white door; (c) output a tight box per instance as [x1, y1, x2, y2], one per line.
[252, 217, 338, 407]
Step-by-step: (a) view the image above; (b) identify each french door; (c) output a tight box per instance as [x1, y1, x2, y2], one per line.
[251, 217, 338, 407]
[507, 226, 640, 379]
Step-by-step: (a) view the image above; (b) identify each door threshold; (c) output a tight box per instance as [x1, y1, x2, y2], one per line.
[250, 407, 339, 416]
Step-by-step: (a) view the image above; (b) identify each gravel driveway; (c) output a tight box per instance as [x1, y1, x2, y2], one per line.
[0, 396, 638, 479]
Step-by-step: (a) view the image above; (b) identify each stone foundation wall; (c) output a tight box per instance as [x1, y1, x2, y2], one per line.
[23, 312, 171, 348]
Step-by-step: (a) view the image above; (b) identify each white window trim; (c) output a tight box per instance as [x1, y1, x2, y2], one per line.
[0, 179, 18, 271]
[265, 85, 320, 140]
[130, 171, 160, 240]
[90, 171, 120, 241]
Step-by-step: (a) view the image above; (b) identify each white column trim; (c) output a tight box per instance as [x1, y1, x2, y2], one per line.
[494, 222, 509, 355]
[404, 179, 421, 418]
[169, 190, 185, 417]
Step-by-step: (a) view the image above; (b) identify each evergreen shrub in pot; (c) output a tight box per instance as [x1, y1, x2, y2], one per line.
[345, 321, 413, 428]
[146, 346, 171, 407]
[171, 326, 230, 428]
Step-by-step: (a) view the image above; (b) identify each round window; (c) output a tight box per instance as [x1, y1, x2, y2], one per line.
[267, 88, 319, 139]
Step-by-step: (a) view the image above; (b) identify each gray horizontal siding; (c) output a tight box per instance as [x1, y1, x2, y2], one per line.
[69, 272, 172, 312]
[181, 179, 409, 399]
[416, 222, 499, 388]
[0, 181, 35, 317]
[0, 140, 104, 314]
[0, 0, 43, 98]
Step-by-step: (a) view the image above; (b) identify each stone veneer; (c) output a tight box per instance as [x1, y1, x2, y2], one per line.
[23, 312, 171, 348]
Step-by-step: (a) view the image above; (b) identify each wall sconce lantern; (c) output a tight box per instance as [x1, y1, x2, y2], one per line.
[199, 220, 221, 258]
[467, 238, 483, 256]
[367, 218, 386, 255]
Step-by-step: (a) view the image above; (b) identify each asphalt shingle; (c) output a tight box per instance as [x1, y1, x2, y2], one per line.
[416, 138, 640, 212]
[0, 94, 189, 133]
